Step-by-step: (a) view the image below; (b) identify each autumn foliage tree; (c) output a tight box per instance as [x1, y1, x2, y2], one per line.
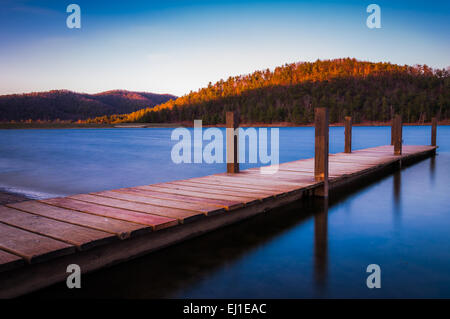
[86, 58, 449, 124]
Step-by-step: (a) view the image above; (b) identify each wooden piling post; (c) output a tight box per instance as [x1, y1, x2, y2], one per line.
[344, 116, 352, 153]
[431, 117, 437, 146]
[391, 117, 395, 145]
[394, 115, 402, 155]
[226, 111, 239, 174]
[314, 108, 329, 197]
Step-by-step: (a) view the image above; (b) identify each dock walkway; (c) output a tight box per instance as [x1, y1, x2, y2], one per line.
[0, 144, 437, 297]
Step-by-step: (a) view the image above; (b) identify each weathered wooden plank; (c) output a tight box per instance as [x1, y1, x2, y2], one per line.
[172, 180, 277, 197]
[196, 175, 303, 192]
[71, 194, 204, 224]
[119, 188, 243, 210]
[0, 222, 75, 263]
[7, 201, 149, 239]
[140, 185, 258, 205]
[159, 182, 269, 200]
[235, 171, 316, 186]
[214, 172, 311, 188]
[95, 190, 225, 216]
[186, 178, 287, 195]
[0, 206, 116, 250]
[41, 198, 178, 231]
[0, 249, 25, 272]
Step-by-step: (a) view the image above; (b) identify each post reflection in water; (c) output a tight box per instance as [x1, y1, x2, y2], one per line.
[430, 155, 436, 184]
[314, 198, 328, 288]
[393, 169, 402, 226]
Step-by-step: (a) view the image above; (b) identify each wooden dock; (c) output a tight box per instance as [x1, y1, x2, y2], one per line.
[0, 144, 436, 298]
[0, 110, 439, 298]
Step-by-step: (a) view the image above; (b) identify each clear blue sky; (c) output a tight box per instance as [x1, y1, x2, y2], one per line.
[0, 0, 449, 96]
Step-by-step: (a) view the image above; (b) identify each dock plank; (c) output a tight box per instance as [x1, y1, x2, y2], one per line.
[0, 222, 75, 263]
[185, 178, 289, 194]
[117, 188, 244, 210]
[0, 249, 25, 272]
[41, 198, 178, 231]
[198, 175, 306, 192]
[95, 190, 225, 216]
[171, 180, 278, 197]
[0, 206, 116, 250]
[70, 194, 204, 224]
[7, 201, 149, 239]
[158, 182, 270, 200]
[149, 184, 260, 202]
[140, 185, 258, 206]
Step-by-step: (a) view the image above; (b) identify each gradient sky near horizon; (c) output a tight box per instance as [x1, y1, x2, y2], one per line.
[0, 0, 449, 96]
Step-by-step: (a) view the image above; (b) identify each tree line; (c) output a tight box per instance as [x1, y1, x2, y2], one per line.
[83, 59, 450, 124]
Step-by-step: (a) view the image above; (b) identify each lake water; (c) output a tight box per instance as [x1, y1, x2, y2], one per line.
[1, 126, 449, 298]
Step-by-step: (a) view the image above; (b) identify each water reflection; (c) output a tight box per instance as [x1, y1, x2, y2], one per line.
[393, 169, 402, 227]
[314, 199, 328, 288]
[430, 155, 436, 184]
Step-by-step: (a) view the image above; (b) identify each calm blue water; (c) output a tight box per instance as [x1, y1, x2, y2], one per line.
[1, 126, 449, 298]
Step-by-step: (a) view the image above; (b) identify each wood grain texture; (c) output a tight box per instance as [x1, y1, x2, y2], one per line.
[118, 188, 243, 210]
[7, 201, 149, 239]
[157, 182, 262, 200]
[0, 249, 24, 272]
[69, 194, 203, 224]
[0, 222, 75, 263]
[41, 197, 178, 230]
[0, 206, 116, 250]
[94, 190, 225, 216]
[140, 185, 258, 206]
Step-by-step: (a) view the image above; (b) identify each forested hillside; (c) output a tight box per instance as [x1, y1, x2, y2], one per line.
[87, 58, 449, 125]
[0, 90, 176, 122]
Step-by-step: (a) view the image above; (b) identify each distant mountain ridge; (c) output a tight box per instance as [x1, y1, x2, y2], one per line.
[87, 58, 449, 125]
[0, 90, 177, 122]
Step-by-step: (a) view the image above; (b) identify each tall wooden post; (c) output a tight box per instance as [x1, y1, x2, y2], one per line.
[344, 116, 352, 153]
[391, 117, 395, 145]
[394, 115, 402, 155]
[226, 111, 239, 173]
[314, 108, 329, 197]
[431, 117, 437, 146]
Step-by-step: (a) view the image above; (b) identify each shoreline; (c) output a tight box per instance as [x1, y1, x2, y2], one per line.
[0, 120, 448, 129]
